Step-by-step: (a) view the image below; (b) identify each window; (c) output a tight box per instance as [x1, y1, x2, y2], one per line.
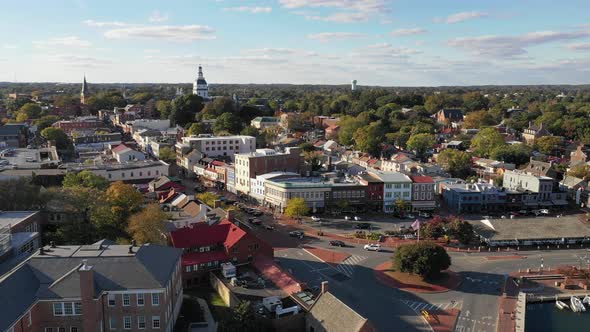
[59, 328, 66, 332]
[64, 302, 73, 315]
[74, 302, 82, 315]
[152, 293, 160, 306]
[109, 317, 117, 330]
[123, 316, 132, 330]
[185, 265, 192, 272]
[137, 293, 145, 306]
[152, 316, 161, 329]
[45, 329, 53, 332]
[53, 302, 64, 316]
[138, 316, 146, 329]
[71, 328, 78, 332]
[123, 294, 130, 306]
[108, 294, 116, 306]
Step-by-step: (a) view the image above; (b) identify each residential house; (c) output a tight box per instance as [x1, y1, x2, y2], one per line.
[473, 158, 515, 180]
[148, 176, 185, 197]
[112, 144, 146, 163]
[325, 125, 340, 139]
[409, 176, 436, 212]
[522, 158, 562, 180]
[434, 109, 464, 125]
[0, 123, 28, 148]
[250, 116, 280, 129]
[169, 219, 273, 287]
[0, 240, 183, 332]
[570, 145, 588, 167]
[522, 122, 549, 144]
[175, 135, 256, 172]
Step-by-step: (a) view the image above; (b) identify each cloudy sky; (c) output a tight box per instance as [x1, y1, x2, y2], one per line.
[1, 0, 590, 86]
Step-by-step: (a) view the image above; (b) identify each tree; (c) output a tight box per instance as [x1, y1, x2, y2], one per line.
[170, 94, 203, 126]
[41, 127, 70, 149]
[394, 199, 410, 212]
[490, 144, 532, 166]
[196, 192, 220, 207]
[568, 165, 590, 180]
[447, 218, 474, 245]
[187, 122, 205, 136]
[353, 121, 385, 156]
[299, 142, 316, 152]
[304, 151, 323, 172]
[0, 178, 49, 210]
[419, 221, 445, 240]
[437, 149, 472, 178]
[470, 128, 506, 157]
[214, 112, 241, 134]
[202, 96, 236, 117]
[158, 147, 176, 163]
[128, 204, 168, 245]
[392, 242, 451, 279]
[19, 103, 42, 119]
[284, 198, 310, 220]
[535, 136, 562, 155]
[406, 133, 435, 158]
[130, 92, 153, 104]
[156, 100, 172, 119]
[33, 115, 60, 131]
[62, 170, 109, 191]
[105, 181, 143, 221]
[463, 110, 496, 129]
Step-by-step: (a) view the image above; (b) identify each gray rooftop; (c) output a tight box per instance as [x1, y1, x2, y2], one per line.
[0, 241, 182, 330]
[308, 292, 370, 332]
[0, 211, 39, 229]
[472, 215, 590, 242]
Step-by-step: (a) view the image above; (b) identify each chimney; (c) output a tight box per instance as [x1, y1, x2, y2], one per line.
[78, 260, 99, 331]
[320, 281, 329, 294]
[213, 200, 222, 208]
[128, 245, 134, 254]
[50, 241, 56, 248]
[227, 209, 235, 221]
[38, 247, 45, 255]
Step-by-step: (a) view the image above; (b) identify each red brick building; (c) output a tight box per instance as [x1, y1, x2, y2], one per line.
[52, 117, 104, 134]
[170, 219, 273, 287]
[1, 240, 183, 332]
[357, 172, 384, 212]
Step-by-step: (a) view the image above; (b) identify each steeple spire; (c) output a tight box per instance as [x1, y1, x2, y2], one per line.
[198, 65, 204, 79]
[81, 74, 90, 104]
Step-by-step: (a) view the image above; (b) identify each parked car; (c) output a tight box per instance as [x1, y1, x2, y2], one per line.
[248, 218, 261, 225]
[264, 225, 274, 231]
[354, 216, 361, 221]
[289, 231, 304, 239]
[406, 214, 416, 219]
[418, 212, 431, 218]
[311, 216, 321, 221]
[252, 210, 264, 217]
[363, 244, 381, 252]
[329, 240, 346, 247]
[355, 223, 371, 229]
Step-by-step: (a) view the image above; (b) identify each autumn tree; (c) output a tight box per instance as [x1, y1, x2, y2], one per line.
[187, 122, 205, 136]
[128, 204, 168, 245]
[284, 198, 310, 220]
[62, 170, 109, 191]
[437, 149, 472, 178]
[470, 128, 505, 157]
[196, 192, 220, 207]
[407, 133, 435, 158]
[463, 110, 496, 129]
[535, 136, 562, 155]
[105, 181, 144, 221]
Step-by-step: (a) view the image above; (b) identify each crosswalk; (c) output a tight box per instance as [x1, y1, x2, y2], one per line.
[335, 255, 366, 277]
[401, 299, 463, 313]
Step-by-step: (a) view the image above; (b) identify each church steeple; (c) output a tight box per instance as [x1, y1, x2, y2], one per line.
[192, 65, 209, 99]
[198, 65, 204, 79]
[81, 75, 90, 104]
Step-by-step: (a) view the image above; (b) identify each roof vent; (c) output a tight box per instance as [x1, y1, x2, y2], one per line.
[38, 247, 45, 255]
[128, 245, 134, 254]
[50, 241, 56, 248]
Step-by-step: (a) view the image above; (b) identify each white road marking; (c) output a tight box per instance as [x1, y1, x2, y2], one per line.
[334, 255, 366, 277]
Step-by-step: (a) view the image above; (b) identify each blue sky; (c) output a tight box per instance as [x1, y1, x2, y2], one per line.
[1, 0, 590, 86]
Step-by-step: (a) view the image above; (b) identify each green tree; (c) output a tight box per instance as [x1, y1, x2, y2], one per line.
[170, 94, 203, 126]
[130, 92, 153, 104]
[158, 147, 176, 163]
[406, 133, 435, 158]
[156, 100, 173, 119]
[304, 151, 323, 172]
[463, 110, 496, 129]
[353, 121, 385, 156]
[0, 178, 49, 210]
[105, 181, 144, 221]
[535, 136, 562, 155]
[393, 242, 451, 279]
[394, 199, 410, 212]
[62, 170, 109, 191]
[128, 204, 168, 245]
[490, 144, 532, 166]
[202, 96, 236, 117]
[447, 218, 474, 245]
[437, 149, 472, 178]
[470, 128, 506, 157]
[299, 142, 316, 152]
[214, 112, 241, 134]
[19, 103, 42, 119]
[284, 198, 310, 220]
[187, 122, 205, 136]
[41, 127, 70, 149]
[33, 115, 60, 131]
[196, 192, 220, 207]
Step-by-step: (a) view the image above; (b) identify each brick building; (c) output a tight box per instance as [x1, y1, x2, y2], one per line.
[1, 240, 183, 332]
[409, 176, 436, 212]
[170, 219, 273, 287]
[52, 117, 104, 134]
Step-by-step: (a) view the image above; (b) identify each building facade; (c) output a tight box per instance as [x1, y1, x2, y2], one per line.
[369, 171, 412, 213]
[409, 176, 436, 211]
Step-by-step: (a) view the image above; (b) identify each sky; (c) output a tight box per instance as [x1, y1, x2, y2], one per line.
[1, 0, 590, 86]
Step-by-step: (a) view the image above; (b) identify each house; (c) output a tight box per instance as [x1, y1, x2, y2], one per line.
[560, 176, 587, 200]
[356, 172, 384, 212]
[473, 158, 515, 180]
[250, 116, 280, 129]
[66, 160, 169, 183]
[170, 218, 272, 287]
[0, 240, 183, 332]
[522, 122, 549, 144]
[306, 285, 375, 332]
[0, 123, 28, 148]
[522, 158, 561, 180]
[148, 175, 185, 196]
[570, 145, 588, 167]
[442, 140, 464, 150]
[503, 170, 567, 208]
[409, 176, 436, 212]
[112, 144, 146, 163]
[434, 109, 464, 125]
[325, 125, 340, 139]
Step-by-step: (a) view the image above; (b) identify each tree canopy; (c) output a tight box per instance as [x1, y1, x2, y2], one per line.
[62, 170, 109, 191]
[470, 128, 506, 158]
[284, 198, 310, 219]
[393, 242, 451, 279]
[128, 204, 168, 245]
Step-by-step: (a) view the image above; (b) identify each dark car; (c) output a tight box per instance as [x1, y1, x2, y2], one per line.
[248, 218, 261, 225]
[264, 225, 274, 231]
[252, 210, 264, 217]
[355, 223, 371, 229]
[329, 240, 346, 247]
[289, 231, 304, 239]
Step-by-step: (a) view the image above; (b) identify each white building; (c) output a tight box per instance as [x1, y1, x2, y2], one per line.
[370, 171, 413, 213]
[125, 119, 171, 133]
[250, 171, 300, 203]
[176, 135, 256, 160]
[66, 160, 169, 182]
[111, 144, 146, 163]
[192, 65, 209, 99]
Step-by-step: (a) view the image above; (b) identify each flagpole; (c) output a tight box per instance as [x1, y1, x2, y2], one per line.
[417, 220, 420, 243]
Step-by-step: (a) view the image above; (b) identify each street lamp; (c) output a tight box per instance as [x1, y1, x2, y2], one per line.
[540, 256, 544, 274]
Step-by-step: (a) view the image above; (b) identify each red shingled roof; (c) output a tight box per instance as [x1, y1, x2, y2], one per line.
[410, 175, 434, 183]
[170, 219, 246, 248]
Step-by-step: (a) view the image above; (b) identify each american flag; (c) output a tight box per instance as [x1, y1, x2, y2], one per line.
[411, 219, 421, 231]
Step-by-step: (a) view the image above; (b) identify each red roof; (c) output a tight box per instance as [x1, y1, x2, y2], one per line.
[112, 144, 130, 153]
[211, 160, 225, 167]
[170, 219, 247, 248]
[410, 175, 434, 183]
[254, 255, 302, 295]
[367, 159, 378, 165]
[182, 251, 228, 266]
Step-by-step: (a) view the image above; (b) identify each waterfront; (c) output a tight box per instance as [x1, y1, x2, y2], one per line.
[526, 301, 590, 331]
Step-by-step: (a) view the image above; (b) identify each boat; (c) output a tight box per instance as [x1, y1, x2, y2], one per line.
[583, 295, 590, 305]
[570, 296, 585, 312]
[556, 300, 568, 310]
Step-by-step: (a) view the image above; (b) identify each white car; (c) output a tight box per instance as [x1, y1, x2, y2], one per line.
[344, 216, 351, 220]
[354, 216, 361, 221]
[364, 244, 381, 252]
[311, 216, 321, 221]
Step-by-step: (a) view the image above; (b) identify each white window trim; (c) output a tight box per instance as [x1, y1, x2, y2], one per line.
[152, 316, 161, 329]
[137, 293, 145, 306]
[152, 293, 160, 306]
[108, 294, 116, 306]
[123, 294, 131, 306]
[123, 316, 132, 330]
[138, 315, 146, 329]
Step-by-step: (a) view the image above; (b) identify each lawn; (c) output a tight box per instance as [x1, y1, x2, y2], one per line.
[185, 286, 233, 322]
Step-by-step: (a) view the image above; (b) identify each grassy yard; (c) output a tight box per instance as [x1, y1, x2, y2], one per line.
[185, 286, 233, 322]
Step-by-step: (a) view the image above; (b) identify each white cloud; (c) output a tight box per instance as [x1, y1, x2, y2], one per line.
[47, 54, 112, 68]
[104, 25, 216, 42]
[437, 11, 488, 24]
[223, 6, 272, 13]
[307, 32, 366, 42]
[242, 48, 318, 57]
[149, 10, 169, 23]
[83, 19, 130, 27]
[306, 12, 371, 23]
[3, 45, 18, 49]
[281, 0, 390, 23]
[391, 28, 427, 36]
[566, 43, 590, 51]
[448, 29, 590, 58]
[33, 36, 92, 48]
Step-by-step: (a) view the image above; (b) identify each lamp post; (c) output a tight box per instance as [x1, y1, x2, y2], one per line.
[540, 256, 544, 274]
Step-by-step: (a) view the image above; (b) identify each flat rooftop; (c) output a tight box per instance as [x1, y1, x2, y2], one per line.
[472, 215, 590, 241]
[0, 211, 39, 229]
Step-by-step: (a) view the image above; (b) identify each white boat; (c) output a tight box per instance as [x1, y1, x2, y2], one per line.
[583, 295, 590, 305]
[556, 300, 568, 310]
[570, 296, 585, 312]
